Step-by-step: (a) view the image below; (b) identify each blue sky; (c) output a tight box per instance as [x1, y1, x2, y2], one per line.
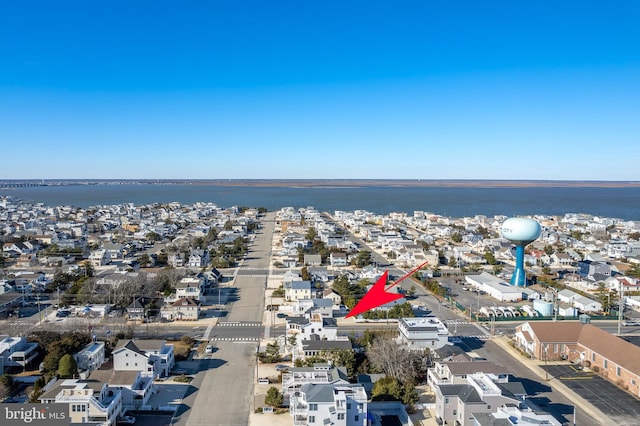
[1, 1, 639, 180]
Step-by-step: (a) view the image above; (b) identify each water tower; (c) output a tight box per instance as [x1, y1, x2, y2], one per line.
[501, 218, 541, 286]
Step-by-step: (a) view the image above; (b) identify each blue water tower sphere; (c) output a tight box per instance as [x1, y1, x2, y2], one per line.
[501, 218, 541, 286]
[501, 218, 542, 245]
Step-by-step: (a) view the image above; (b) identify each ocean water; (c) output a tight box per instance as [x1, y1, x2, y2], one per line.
[1, 184, 639, 220]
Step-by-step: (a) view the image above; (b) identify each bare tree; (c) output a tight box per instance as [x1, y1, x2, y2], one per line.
[365, 335, 425, 385]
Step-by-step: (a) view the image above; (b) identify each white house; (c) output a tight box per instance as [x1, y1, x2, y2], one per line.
[289, 383, 368, 426]
[73, 341, 105, 372]
[281, 363, 350, 398]
[188, 248, 210, 268]
[0, 335, 39, 372]
[161, 297, 200, 321]
[397, 317, 449, 351]
[89, 249, 111, 267]
[112, 339, 174, 378]
[175, 277, 206, 301]
[558, 289, 602, 312]
[330, 252, 348, 267]
[286, 280, 312, 302]
[39, 377, 123, 426]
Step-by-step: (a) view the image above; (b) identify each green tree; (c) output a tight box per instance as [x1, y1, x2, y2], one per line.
[224, 220, 233, 231]
[595, 282, 618, 314]
[0, 374, 16, 400]
[483, 251, 497, 265]
[301, 266, 311, 281]
[451, 232, 463, 243]
[371, 376, 402, 401]
[138, 253, 151, 267]
[264, 386, 283, 407]
[305, 227, 317, 241]
[146, 231, 162, 242]
[352, 250, 373, 267]
[627, 263, 640, 278]
[448, 256, 457, 268]
[543, 245, 554, 255]
[58, 354, 78, 378]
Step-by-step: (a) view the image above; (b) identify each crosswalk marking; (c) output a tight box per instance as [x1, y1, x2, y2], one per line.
[459, 335, 491, 340]
[210, 337, 260, 342]
[445, 320, 470, 325]
[216, 322, 262, 327]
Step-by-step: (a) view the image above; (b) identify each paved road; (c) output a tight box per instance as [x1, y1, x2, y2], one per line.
[176, 212, 275, 426]
[472, 340, 598, 426]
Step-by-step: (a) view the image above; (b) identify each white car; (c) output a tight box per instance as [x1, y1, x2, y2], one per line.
[205, 345, 214, 354]
[623, 320, 640, 326]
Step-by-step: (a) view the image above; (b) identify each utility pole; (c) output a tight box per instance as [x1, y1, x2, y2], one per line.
[618, 281, 624, 336]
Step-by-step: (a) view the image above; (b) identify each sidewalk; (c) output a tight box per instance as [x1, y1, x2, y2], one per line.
[491, 335, 608, 425]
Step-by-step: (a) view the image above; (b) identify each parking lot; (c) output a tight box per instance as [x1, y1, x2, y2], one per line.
[122, 414, 173, 426]
[542, 365, 640, 423]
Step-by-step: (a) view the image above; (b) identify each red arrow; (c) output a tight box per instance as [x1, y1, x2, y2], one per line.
[345, 261, 429, 318]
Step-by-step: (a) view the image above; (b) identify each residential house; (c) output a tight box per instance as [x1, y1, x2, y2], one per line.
[0, 335, 39, 372]
[103, 242, 124, 261]
[435, 373, 526, 426]
[73, 341, 106, 372]
[557, 289, 602, 312]
[578, 260, 612, 279]
[188, 248, 210, 268]
[301, 339, 353, 358]
[304, 254, 322, 266]
[112, 339, 174, 378]
[126, 296, 158, 321]
[330, 252, 348, 267]
[428, 360, 508, 387]
[289, 313, 339, 342]
[397, 317, 449, 351]
[175, 277, 206, 301]
[551, 252, 573, 267]
[472, 404, 561, 426]
[286, 280, 312, 302]
[88, 369, 155, 412]
[289, 383, 368, 426]
[89, 249, 111, 267]
[322, 289, 342, 306]
[161, 297, 200, 321]
[281, 363, 349, 398]
[295, 298, 334, 318]
[38, 377, 123, 426]
[168, 253, 184, 268]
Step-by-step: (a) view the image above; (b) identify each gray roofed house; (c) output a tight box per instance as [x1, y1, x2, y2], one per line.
[286, 280, 313, 302]
[289, 383, 368, 426]
[302, 338, 353, 357]
[281, 363, 350, 397]
[428, 360, 509, 387]
[112, 339, 174, 377]
[434, 373, 524, 426]
[303, 254, 322, 266]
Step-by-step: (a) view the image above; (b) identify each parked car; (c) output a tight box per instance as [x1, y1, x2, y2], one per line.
[118, 416, 136, 424]
[275, 364, 290, 372]
[622, 320, 640, 326]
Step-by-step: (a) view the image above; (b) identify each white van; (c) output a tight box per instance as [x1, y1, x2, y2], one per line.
[205, 345, 214, 353]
